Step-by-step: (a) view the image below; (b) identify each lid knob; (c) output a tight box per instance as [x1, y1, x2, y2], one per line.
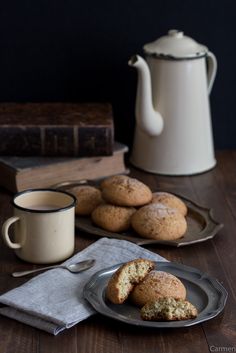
[168, 29, 184, 38]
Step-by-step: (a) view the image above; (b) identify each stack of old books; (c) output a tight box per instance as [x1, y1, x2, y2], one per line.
[0, 103, 128, 192]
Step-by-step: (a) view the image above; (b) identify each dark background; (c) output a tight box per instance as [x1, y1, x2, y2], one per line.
[0, 0, 235, 149]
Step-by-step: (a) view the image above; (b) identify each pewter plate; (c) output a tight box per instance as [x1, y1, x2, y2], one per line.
[75, 193, 223, 247]
[83, 261, 228, 328]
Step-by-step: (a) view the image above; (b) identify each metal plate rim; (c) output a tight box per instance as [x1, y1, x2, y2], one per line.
[83, 261, 228, 328]
[76, 192, 224, 247]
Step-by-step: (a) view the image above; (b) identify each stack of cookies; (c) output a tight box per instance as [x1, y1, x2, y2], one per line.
[106, 258, 198, 322]
[69, 175, 188, 241]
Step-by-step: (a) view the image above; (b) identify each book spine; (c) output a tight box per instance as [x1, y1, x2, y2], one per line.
[0, 126, 113, 157]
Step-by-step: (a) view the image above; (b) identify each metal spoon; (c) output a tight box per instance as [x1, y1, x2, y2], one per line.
[12, 259, 96, 277]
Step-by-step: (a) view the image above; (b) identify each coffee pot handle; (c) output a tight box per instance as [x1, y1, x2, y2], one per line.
[2, 216, 22, 249]
[207, 52, 217, 95]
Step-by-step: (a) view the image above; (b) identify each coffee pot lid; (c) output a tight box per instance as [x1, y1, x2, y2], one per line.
[143, 30, 208, 59]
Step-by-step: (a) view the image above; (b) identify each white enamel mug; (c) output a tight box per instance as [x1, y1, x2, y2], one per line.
[2, 189, 76, 264]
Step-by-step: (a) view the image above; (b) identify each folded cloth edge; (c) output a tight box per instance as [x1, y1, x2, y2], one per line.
[0, 305, 96, 335]
[0, 237, 167, 335]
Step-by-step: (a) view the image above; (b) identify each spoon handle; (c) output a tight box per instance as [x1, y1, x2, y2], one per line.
[12, 265, 63, 277]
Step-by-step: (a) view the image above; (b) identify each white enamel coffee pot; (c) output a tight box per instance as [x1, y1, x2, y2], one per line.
[129, 29, 217, 175]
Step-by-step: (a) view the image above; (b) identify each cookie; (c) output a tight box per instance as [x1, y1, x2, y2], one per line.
[91, 203, 136, 232]
[101, 175, 152, 207]
[106, 259, 155, 304]
[130, 270, 186, 307]
[140, 297, 198, 321]
[69, 185, 103, 216]
[100, 175, 130, 190]
[151, 191, 187, 216]
[131, 203, 187, 241]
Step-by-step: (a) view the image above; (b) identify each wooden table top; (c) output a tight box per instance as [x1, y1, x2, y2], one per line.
[0, 150, 235, 353]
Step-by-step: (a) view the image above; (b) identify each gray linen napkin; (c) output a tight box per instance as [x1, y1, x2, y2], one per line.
[0, 238, 167, 335]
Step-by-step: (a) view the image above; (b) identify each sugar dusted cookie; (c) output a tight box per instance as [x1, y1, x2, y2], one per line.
[106, 258, 155, 304]
[101, 175, 152, 207]
[131, 203, 187, 241]
[100, 175, 130, 190]
[130, 270, 186, 307]
[91, 203, 136, 232]
[69, 185, 103, 216]
[151, 191, 187, 216]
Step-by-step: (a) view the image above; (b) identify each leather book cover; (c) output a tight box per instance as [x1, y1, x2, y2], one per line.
[0, 142, 128, 192]
[0, 102, 114, 157]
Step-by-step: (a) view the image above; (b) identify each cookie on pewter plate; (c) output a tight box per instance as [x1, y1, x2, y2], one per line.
[130, 270, 186, 307]
[106, 258, 155, 304]
[91, 203, 136, 232]
[131, 203, 187, 241]
[140, 297, 198, 321]
[100, 175, 130, 190]
[101, 175, 152, 207]
[151, 191, 188, 216]
[69, 185, 103, 216]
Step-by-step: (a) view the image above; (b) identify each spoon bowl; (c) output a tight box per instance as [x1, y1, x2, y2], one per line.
[67, 260, 95, 273]
[12, 259, 96, 277]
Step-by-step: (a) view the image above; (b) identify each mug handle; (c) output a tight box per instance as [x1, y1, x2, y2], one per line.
[207, 52, 217, 95]
[2, 216, 22, 249]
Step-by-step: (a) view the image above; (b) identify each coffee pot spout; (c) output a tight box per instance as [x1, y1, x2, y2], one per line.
[128, 55, 163, 136]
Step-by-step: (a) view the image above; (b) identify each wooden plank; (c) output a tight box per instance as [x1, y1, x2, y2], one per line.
[39, 327, 77, 353]
[0, 153, 235, 352]
[0, 316, 39, 353]
[172, 157, 236, 349]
